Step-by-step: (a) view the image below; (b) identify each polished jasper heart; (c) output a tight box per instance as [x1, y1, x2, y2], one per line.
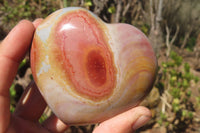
[31, 7, 157, 125]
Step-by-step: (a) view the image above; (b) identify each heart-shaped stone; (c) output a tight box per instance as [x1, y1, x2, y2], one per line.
[31, 7, 157, 125]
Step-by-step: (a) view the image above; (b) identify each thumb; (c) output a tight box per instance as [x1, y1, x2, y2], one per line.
[93, 106, 151, 133]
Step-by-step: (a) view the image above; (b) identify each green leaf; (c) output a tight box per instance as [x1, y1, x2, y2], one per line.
[184, 63, 190, 73]
[39, 113, 48, 123]
[170, 88, 181, 98]
[182, 110, 187, 117]
[186, 90, 192, 97]
[63, 0, 68, 7]
[9, 83, 16, 97]
[10, 105, 15, 113]
[85, 1, 92, 7]
[108, 6, 116, 14]
[18, 59, 27, 70]
[187, 111, 193, 119]
[194, 76, 199, 83]
[182, 79, 189, 89]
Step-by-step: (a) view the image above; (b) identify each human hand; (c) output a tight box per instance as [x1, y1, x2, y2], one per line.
[0, 19, 151, 133]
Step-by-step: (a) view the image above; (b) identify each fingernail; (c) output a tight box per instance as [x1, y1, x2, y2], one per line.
[33, 18, 43, 23]
[132, 115, 151, 130]
[33, 18, 43, 28]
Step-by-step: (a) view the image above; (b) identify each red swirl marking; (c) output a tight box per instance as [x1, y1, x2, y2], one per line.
[54, 10, 116, 101]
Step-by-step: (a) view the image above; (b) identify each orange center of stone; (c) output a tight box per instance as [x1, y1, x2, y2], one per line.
[87, 50, 106, 87]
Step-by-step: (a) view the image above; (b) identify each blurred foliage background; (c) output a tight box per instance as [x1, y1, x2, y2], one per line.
[0, 0, 200, 132]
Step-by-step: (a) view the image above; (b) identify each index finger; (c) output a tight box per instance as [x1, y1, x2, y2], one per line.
[0, 20, 35, 133]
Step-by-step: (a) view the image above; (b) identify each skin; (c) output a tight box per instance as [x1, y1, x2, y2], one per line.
[0, 19, 151, 133]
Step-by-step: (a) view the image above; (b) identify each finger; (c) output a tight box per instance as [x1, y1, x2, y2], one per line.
[33, 18, 43, 28]
[13, 18, 45, 122]
[7, 114, 49, 133]
[93, 106, 151, 133]
[14, 81, 47, 122]
[0, 20, 35, 133]
[42, 114, 69, 133]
